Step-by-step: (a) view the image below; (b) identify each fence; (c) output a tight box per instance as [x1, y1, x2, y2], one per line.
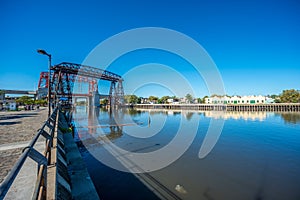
[0, 107, 59, 199]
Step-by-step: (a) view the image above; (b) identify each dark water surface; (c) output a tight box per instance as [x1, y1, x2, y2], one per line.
[74, 107, 300, 200]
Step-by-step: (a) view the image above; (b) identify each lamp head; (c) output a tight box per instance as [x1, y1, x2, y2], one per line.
[37, 49, 50, 56]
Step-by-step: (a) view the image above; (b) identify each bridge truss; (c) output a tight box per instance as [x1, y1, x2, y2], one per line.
[38, 62, 124, 107]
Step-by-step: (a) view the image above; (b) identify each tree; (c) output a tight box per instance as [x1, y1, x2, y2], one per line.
[16, 96, 34, 105]
[268, 94, 281, 103]
[279, 89, 300, 103]
[148, 96, 159, 103]
[270, 94, 278, 99]
[124, 95, 139, 104]
[159, 96, 170, 104]
[35, 99, 47, 106]
[137, 97, 142, 104]
[172, 96, 179, 102]
[185, 93, 193, 103]
[197, 98, 203, 104]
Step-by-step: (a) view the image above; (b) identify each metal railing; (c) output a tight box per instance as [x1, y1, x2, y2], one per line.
[0, 107, 59, 199]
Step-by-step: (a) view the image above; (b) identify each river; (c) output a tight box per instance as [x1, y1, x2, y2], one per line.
[73, 107, 300, 200]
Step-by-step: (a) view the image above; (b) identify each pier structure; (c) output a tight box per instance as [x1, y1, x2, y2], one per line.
[134, 103, 300, 112]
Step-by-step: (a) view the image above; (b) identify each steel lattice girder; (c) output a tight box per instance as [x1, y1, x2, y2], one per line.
[51, 62, 123, 82]
[49, 62, 124, 106]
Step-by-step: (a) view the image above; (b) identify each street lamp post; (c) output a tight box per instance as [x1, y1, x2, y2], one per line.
[37, 49, 52, 117]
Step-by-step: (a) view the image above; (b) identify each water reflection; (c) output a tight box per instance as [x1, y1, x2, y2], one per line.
[205, 111, 300, 124]
[184, 112, 194, 121]
[275, 112, 300, 124]
[204, 111, 267, 121]
[73, 106, 124, 141]
[73, 107, 300, 200]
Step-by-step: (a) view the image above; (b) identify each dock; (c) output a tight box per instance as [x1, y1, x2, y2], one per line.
[134, 103, 300, 112]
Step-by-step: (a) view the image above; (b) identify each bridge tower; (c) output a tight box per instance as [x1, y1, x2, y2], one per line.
[109, 80, 124, 107]
[37, 72, 50, 100]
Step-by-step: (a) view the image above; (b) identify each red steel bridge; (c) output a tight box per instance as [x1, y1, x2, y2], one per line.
[37, 62, 124, 107]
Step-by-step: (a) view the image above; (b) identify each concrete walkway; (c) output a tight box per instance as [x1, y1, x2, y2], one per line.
[0, 108, 47, 183]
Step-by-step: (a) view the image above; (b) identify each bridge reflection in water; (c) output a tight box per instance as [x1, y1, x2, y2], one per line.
[73, 107, 300, 200]
[73, 106, 161, 200]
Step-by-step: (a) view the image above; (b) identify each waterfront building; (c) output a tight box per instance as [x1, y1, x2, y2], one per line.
[205, 95, 271, 104]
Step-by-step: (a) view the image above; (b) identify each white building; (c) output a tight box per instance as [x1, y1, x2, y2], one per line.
[205, 95, 269, 104]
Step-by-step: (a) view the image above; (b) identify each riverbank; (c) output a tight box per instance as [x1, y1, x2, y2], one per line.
[133, 103, 300, 112]
[0, 108, 47, 183]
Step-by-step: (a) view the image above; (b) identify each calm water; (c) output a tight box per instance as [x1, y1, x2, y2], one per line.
[74, 107, 300, 200]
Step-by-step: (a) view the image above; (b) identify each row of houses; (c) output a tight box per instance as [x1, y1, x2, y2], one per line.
[140, 97, 190, 104]
[205, 95, 274, 104]
[140, 95, 275, 105]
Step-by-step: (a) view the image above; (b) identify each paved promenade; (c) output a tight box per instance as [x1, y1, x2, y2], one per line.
[0, 108, 47, 183]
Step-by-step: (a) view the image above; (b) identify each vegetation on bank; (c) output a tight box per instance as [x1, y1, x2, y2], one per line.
[278, 89, 300, 103]
[16, 96, 47, 106]
[124, 89, 300, 104]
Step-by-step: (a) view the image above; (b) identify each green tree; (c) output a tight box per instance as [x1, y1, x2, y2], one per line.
[159, 96, 170, 104]
[148, 96, 158, 103]
[202, 95, 209, 104]
[197, 98, 203, 104]
[280, 89, 300, 103]
[172, 96, 179, 102]
[268, 94, 281, 103]
[185, 93, 193, 103]
[124, 95, 139, 104]
[16, 96, 34, 105]
[35, 99, 47, 106]
[270, 94, 278, 99]
[137, 97, 142, 104]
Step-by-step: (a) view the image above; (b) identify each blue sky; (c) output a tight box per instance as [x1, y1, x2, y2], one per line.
[0, 0, 299, 98]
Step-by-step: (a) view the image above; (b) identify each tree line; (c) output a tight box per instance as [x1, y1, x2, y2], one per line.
[124, 93, 206, 104]
[6, 89, 299, 106]
[124, 89, 300, 104]
[271, 89, 300, 103]
[15, 96, 47, 106]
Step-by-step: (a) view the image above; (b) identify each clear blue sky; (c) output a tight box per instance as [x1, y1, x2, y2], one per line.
[0, 0, 299, 97]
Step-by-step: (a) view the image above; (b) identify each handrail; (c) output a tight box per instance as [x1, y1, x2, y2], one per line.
[0, 107, 59, 199]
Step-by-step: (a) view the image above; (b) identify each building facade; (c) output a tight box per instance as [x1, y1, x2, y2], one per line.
[205, 95, 270, 104]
